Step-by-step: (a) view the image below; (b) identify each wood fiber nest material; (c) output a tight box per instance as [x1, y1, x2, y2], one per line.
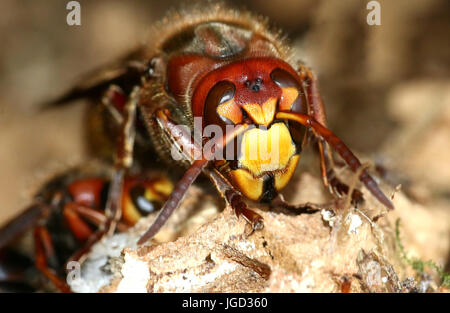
[69, 172, 450, 293]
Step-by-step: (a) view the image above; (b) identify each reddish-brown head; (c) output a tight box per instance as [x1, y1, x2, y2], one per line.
[192, 57, 308, 128]
[67, 176, 173, 226]
[190, 57, 309, 201]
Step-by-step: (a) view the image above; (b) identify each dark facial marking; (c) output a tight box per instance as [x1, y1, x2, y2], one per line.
[260, 175, 277, 203]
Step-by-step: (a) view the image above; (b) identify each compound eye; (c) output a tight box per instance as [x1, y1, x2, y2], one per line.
[271, 68, 308, 146]
[204, 81, 241, 128]
[129, 184, 161, 216]
[270, 68, 306, 114]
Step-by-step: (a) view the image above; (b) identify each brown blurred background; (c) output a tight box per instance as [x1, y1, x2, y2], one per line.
[0, 0, 449, 239]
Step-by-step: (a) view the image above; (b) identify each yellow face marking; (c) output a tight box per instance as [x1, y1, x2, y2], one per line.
[153, 177, 174, 197]
[239, 123, 296, 177]
[279, 87, 299, 111]
[122, 178, 174, 226]
[123, 187, 160, 226]
[217, 99, 242, 124]
[122, 196, 141, 226]
[274, 154, 300, 191]
[242, 97, 277, 126]
[229, 168, 264, 201]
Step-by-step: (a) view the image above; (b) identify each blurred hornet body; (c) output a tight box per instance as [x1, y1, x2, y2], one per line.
[0, 167, 172, 292]
[0, 4, 393, 292]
